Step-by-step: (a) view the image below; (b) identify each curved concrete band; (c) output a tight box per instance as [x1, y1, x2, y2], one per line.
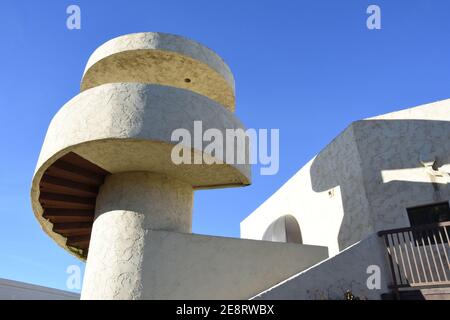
[81, 32, 235, 112]
[33, 83, 249, 184]
[31, 83, 250, 260]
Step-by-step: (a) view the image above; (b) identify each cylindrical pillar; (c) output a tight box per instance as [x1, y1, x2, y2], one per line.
[81, 171, 193, 299]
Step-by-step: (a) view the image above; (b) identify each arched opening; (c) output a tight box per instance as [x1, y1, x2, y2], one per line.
[262, 215, 303, 244]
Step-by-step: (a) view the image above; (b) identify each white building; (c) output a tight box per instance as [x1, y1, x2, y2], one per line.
[241, 99, 450, 300]
[0, 278, 79, 300]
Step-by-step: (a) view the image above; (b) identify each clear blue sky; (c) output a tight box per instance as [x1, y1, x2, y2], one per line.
[1, 0, 450, 293]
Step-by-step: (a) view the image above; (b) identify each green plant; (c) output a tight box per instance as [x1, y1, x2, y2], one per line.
[344, 290, 360, 300]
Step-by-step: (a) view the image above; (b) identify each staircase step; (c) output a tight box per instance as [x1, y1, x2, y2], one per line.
[43, 209, 94, 223]
[39, 192, 95, 210]
[46, 160, 105, 186]
[53, 222, 92, 236]
[40, 174, 98, 197]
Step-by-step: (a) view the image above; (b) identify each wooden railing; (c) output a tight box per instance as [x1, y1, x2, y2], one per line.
[378, 222, 450, 290]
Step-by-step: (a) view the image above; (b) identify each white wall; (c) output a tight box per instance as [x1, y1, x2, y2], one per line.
[253, 234, 391, 300]
[241, 125, 370, 256]
[82, 229, 328, 299]
[357, 99, 450, 232]
[242, 99, 450, 255]
[0, 278, 79, 300]
[241, 160, 345, 256]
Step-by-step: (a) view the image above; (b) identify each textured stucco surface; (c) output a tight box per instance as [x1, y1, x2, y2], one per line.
[356, 99, 450, 231]
[253, 234, 391, 300]
[82, 228, 328, 300]
[96, 172, 193, 232]
[368, 98, 450, 121]
[81, 172, 193, 299]
[34, 83, 249, 183]
[241, 125, 370, 255]
[81, 32, 235, 111]
[242, 99, 450, 255]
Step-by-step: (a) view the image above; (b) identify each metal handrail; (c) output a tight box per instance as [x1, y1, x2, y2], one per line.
[378, 222, 450, 291]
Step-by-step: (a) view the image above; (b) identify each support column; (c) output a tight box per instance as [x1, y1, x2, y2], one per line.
[81, 172, 193, 299]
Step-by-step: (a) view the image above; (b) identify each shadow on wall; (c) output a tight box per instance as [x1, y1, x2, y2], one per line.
[310, 119, 450, 252]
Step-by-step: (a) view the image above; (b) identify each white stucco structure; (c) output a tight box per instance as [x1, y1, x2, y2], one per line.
[242, 99, 450, 256]
[82, 230, 327, 299]
[32, 32, 328, 300]
[241, 99, 450, 300]
[253, 234, 391, 300]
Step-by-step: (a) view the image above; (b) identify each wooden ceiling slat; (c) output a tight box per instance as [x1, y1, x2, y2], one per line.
[67, 235, 90, 242]
[42, 202, 94, 210]
[67, 235, 90, 249]
[39, 192, 95, 210]
[53, 222, 92, 231]
[60, 152, 110, 175]
[43, 208, 94, 217]
[43, 209, 94, 223]
[58, 230, 91, 237]
[53, 222, 92, 236]
[40, 174, 98, 197]
[47, 161, 105, 186]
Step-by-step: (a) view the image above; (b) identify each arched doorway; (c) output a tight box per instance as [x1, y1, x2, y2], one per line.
[262, 215, 303, 244]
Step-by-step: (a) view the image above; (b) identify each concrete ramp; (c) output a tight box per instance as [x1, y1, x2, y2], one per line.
[253, 233, 391, 300]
